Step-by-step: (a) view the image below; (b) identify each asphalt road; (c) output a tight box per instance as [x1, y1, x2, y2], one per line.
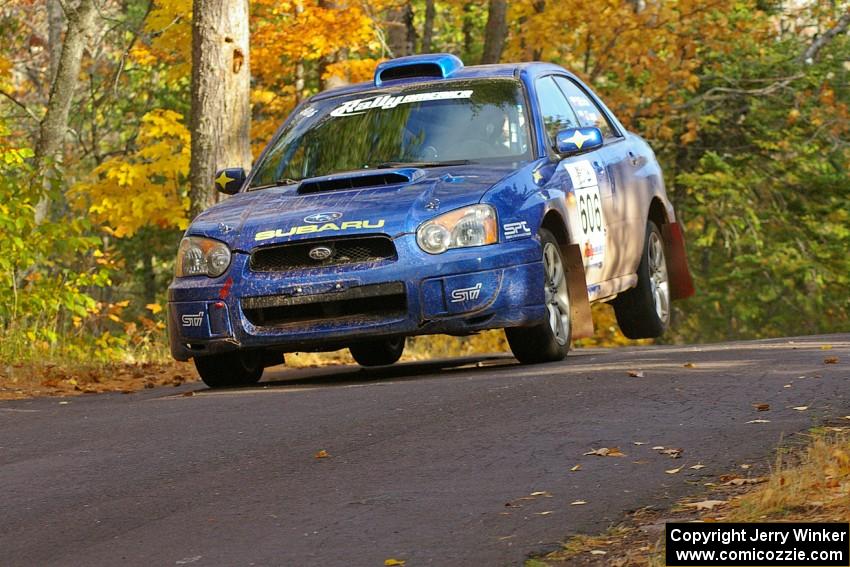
[1, 334, 848, 566]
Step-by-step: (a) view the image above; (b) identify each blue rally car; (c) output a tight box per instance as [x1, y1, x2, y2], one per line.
[168, 54, 695, 388]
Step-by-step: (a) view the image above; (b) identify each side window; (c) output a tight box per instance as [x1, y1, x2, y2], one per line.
[535, 76, 580, 146]
[553, 77, 617, 139]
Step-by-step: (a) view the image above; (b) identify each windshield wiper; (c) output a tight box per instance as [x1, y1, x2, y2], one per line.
[249, 178, 299, 191]
[373, 160, 473, 169]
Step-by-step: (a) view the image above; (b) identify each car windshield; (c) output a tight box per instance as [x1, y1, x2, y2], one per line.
[249, 79, 532, 188]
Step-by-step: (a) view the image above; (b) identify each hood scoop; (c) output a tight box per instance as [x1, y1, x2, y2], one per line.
[298, 168, 423, 194]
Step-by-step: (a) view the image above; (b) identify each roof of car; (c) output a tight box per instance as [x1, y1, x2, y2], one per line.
[309, 60, 567, 103]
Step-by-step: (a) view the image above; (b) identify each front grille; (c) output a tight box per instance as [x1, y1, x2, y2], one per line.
[242, 282, 407, 328]
[250, 235, 397, 272]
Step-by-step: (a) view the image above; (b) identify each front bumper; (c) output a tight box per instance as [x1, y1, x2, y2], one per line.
[167, 234, 544, 360]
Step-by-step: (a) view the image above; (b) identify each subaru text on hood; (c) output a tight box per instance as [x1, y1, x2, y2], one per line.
[168, 53, 695, 388]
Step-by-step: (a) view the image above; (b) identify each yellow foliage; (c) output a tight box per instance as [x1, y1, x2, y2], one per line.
[251, 0, 385, 146]
[0, 54, 11, 89]
[253, 0, 377, 67]
[322, 59, 382, 84]
[136, 0, 193, 81]
[71, 109, 190, 238]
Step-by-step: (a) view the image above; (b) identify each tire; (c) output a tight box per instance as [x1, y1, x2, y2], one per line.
[613, 220, 671, 339]
[506, 228, 571, 364]
[349, 337, 405, 367]
[194, 350, 264, 389]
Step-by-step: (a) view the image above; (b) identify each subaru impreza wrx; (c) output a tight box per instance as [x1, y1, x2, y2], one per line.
[168, 54, 694, 388]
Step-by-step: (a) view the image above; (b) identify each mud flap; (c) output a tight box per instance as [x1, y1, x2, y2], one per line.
[662, 222, 696, 300]
[562, 243, 594, 339]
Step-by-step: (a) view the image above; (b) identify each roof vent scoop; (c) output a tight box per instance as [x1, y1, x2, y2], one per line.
[374, 53, 464, 86]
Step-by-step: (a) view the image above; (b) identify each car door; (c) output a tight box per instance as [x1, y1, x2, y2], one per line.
[534, 75, 613, 286]
[552, 76, 634, 282]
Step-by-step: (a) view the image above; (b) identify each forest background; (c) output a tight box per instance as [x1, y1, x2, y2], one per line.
[0, 0, 848, 384]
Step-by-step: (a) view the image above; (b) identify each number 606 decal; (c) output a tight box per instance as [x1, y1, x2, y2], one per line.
[574, 186, 604, 235]
[579, 192, 603, 233]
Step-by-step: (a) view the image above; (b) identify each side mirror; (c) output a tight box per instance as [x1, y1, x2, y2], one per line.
[214, 168, 246, 195]
[555, 127, 603, 157]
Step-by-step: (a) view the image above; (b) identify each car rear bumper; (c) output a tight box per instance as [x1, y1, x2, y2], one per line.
[167, 234, 544, 361]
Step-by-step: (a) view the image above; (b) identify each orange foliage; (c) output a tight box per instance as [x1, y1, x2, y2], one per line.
[506, 1, 770, 142]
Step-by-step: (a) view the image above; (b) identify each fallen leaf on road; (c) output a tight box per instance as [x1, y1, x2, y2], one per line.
[530, 491, 552, 497]
[182, 391, 195, 397]
[385, 560, 405, 566]
[792, 406, 809, 411]
[314, 450, 330, 459]
[690, 464, 706, 470]
[686, 500, 726, 511]
[824, 357, 839, 364]
[752, 403, 770, 411]
[589, 550, 607, 556]
[570, 500, 587, 505]
[58, 401, 69, 405]
[746, 419, 770, 424]
[784, 384, 792, 388]
[633, 441, 647, 445]
[666, 466, 683, 474]
[659, 448, 683, 459]
[633, 460, 649, 464]
[723, 477, 767, 486]
[536, 511, 554, 516]
[584, 447, 625, 457]
[628, 370, 645, 378]
[570, 464, 582, 472]
[740, 464, 752, 470]
[652, 446, 665, 450]
[683, 362, 696, 368]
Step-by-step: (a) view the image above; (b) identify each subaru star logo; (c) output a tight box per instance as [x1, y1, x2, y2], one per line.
[308, 246, 333, 261]
[304, 212, 343, 224]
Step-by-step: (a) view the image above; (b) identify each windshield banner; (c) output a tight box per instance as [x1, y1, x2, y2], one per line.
[330, 90, 474, 117]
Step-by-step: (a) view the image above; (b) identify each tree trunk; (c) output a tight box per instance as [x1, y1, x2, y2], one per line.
[481, 0, 507, 64]
[462, 3, 475, 59]
[141, 240, 156, 307]
[32, 0, 98, 223]
[421, 0, 436, 53]
[294, 1, 305, 102]
[189, 0, 252, 219]
[386, 2, 416, 57]
[47, 0, 64, 87]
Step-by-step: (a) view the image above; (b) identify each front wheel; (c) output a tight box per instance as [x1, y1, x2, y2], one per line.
[194, 350, 264, 389]
[613, 220, 670, 339]
[506, 228, 571, 364]
[349, 337, 405, 367]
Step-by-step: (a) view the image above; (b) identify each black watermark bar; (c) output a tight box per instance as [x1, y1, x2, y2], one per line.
[666, 523, 850, 566]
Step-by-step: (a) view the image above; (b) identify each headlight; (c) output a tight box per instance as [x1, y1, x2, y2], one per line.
[175, 236, 232, 277]
[416, 205, 498, 254]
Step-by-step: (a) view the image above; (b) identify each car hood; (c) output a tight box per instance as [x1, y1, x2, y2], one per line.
[189, 164, 519, 251]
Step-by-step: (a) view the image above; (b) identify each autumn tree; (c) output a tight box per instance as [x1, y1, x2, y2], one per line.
[32, 0, 99, 222]
[481, 0, 507, 63]
[189, 0, 252, 218]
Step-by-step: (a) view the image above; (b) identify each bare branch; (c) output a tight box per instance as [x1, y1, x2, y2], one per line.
[800, 10, 850, 64]
[0, 89, 41, 123]
[676, 74, 804, 110]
